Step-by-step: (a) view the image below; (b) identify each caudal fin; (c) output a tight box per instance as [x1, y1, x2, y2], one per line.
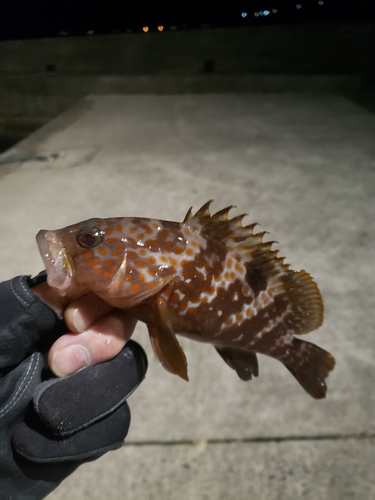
[283, 338, 335, 399]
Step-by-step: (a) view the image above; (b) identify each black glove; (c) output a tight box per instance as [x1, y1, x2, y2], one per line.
[0, 275, 147, 500]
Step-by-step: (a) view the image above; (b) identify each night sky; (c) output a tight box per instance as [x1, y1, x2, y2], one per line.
[0, 1, 373, 41]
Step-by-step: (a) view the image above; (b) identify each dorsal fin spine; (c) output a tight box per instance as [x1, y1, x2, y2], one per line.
[228, 214, 247, 227]
[183, 207, 193, 223]
[211, 206, 235, 221]
[195, 200, 213, 218]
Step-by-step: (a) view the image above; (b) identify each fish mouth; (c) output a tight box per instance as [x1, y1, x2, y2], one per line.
[36, 230, 75, 294]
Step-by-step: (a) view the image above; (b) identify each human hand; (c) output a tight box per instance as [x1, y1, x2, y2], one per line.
[0, 274, 147, 500]
[31, 280, 137, 377]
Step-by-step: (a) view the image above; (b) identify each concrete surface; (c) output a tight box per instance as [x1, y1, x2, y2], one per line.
[0, 74, 361, 121]
[43, 439, 375, 499]
[0, 93, 374, 498]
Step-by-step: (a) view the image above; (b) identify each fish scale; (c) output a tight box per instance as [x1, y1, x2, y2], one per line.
[36, 201, 335, 399]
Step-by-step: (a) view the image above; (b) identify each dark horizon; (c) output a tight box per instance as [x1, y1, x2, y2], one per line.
[0, 0, 373, 41]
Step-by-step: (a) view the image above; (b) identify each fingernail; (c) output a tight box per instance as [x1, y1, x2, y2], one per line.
[52, 345, 90, 377]
[72, 308, 87, 333]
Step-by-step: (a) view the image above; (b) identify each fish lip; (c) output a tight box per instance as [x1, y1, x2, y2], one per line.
[36, 229, 75, 293]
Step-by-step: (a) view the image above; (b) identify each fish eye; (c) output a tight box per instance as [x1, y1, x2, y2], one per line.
[77, 227, 104, 248]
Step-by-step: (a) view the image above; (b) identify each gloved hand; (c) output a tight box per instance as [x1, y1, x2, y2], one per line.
[0, 275, 147, 500]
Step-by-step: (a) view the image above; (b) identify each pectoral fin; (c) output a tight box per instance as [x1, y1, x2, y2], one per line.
[147, 298, 189, 381]
[107, 256, 176, 307]
[215, 347, 259, 381]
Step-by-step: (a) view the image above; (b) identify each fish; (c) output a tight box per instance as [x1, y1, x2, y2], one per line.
[36, 201, 335, 399]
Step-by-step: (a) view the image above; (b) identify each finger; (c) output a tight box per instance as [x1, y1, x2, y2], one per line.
[30, 281, 69, 315]
[64, 293, 115, 333]
[48, 310, 138, 377]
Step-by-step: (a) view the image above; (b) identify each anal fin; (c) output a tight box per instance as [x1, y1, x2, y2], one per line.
[215, 347, 259, 381]
[147, 298, 189, 381]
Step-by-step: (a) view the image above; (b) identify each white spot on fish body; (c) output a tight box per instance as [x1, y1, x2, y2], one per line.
[184, 300, 199, 312]
[275, 332, 294, 347]
[171, 289, 184, 301]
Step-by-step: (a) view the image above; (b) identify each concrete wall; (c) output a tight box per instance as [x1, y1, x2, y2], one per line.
[0, 24, 369, 76]
[0, 23, 374, 149]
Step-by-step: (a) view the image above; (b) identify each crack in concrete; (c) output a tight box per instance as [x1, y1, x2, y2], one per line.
[126, 432, 375, 446]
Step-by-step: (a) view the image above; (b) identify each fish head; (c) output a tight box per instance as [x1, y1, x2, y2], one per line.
[36, 218, 128, 299]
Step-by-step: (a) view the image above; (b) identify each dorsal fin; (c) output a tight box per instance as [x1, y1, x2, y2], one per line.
[182, 201, 324, 335]
[181, 201, 274, 263]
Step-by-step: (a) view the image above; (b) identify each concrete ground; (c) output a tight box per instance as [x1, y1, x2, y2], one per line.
[1, 93, 374, 499]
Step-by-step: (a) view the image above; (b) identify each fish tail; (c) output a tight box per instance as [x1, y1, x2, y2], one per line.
[281, 338, 335, 399]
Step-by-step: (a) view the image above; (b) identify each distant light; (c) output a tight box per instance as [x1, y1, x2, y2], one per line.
[296, 3, 302, 8]
[241, 12, 247, 18]
[158, 25, 164, 31]
[170, 25, 176, 30]
[264, 10, 270, 15]
[254, 12, 259, 17]
[86, 30, 94, 35]
[143, 26, 149, 32]
[272, 8, 278, 13]
[318, 0, 324, 4]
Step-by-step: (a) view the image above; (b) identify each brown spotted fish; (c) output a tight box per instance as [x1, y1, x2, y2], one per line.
[36, 202, 335, 398]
